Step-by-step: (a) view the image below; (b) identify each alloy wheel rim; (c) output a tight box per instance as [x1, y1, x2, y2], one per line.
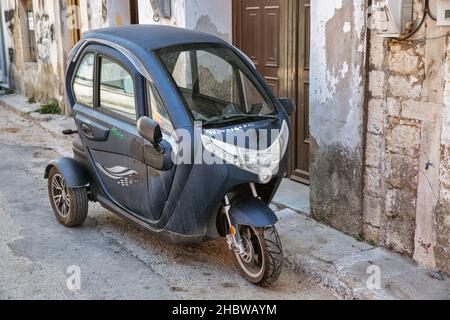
[51, 173, 70, 217]
[235, 226, 264, 279]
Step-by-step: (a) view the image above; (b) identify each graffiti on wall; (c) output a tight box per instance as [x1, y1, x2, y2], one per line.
[35, 13, 54, 63]
[4, 9, 14, 33]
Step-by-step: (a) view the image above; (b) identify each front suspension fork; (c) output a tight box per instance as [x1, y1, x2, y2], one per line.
[224, 194, 245, 254]
[224, 183, 259, 254]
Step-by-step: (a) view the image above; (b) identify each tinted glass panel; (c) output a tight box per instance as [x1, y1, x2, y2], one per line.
[73, 53, 94, 107]
[157, 45, 275, 124]
[99, 57, 136, 121]
[148, 83, 174, 134]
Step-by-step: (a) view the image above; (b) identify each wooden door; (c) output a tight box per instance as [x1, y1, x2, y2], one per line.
[233, 0, 281, 95]
[290, 0, 310, 184]
[129, 0, 139, 24]
[233, 0, 310, 184]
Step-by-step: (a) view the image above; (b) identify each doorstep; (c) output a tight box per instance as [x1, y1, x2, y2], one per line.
[272, 179, 310, 214]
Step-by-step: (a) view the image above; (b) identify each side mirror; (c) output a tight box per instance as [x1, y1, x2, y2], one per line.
[137, 116, 162, 145]
[279, 98, 296, 116]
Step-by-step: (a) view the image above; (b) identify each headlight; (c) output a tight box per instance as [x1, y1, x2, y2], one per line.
[201, 121, 289, 184]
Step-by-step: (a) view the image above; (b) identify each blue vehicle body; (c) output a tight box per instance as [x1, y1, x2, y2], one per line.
[48, 25, 293, 244]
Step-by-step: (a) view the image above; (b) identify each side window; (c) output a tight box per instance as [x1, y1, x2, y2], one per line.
[99, 57, 136, 121]
[148, 83, 174, 134]
[73, 53, 94, 108]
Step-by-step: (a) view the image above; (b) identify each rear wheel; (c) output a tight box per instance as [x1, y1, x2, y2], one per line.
[233, 225, 283, 287]
[48, 166, 88, 227]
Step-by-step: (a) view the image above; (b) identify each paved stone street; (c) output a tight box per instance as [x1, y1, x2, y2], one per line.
[0, 106, 336, 300]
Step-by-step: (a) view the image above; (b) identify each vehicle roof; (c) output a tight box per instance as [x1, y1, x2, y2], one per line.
[82, 25, 227, 52]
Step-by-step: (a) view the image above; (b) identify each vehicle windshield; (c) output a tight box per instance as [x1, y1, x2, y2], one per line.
[155, 44, 276, 125]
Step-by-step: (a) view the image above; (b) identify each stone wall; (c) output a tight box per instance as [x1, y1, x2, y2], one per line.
[364, 0, 449, 272]
[435, 39, 450, 274]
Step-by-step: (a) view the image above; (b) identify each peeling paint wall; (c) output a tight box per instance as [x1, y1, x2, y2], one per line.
[138, 0, 232, 43]
[80, 0, 130, 32]
[138, 0, 186, 27]
[4, 0, 62, 103]
[1, 0, 132, 110]
[57, 0, 75, 88]
[309, 0, 367, 235]
[3, 0, 231, 109]
[364, 0, 450, 273]
[185, 0, 232, 43]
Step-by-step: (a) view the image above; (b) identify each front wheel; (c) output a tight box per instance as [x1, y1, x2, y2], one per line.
[232, 225, 283, 287]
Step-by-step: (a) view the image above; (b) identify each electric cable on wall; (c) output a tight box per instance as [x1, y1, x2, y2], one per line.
[395, 0, 437, 41]
[426, 0, 437, 21]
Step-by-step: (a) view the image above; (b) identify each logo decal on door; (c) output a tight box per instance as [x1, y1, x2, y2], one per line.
[95, 163, 139, 187]
[111, 127, 125, 140]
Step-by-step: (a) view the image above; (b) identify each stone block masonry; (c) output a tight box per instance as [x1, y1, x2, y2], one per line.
[364, 0, 449, 274]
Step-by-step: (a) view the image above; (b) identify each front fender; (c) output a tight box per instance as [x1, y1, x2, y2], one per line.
[44, 157, 90, 188]
[229, 198, 278, 227]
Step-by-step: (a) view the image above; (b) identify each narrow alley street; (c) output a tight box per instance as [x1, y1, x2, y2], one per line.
[0, 106, 336, 300]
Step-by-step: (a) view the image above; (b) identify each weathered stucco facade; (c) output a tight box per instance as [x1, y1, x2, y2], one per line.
[78, 0, 136, 31]
[0, 0, 231, 110]
[137, 0, 232, 42]
[364, 0, 449, 273]
[309, 0, 367, 236]
[1, 0, 63, 102]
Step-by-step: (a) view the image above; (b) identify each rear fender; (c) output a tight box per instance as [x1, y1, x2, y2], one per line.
[44, 157, 90, 188]
[229, 198, 278, 228]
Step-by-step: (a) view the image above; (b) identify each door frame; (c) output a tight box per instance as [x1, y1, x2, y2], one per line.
[232, 0, 309, 184]
[129, 0, 139, 24]
[280, 0, 311, 184]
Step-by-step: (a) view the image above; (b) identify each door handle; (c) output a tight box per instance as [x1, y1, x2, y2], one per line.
[81, 123, 94, 139]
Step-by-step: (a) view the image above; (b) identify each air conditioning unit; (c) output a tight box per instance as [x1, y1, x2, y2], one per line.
[372, 0, 413, 37]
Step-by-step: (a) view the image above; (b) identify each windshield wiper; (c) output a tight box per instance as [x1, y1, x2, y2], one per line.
[202, 114, 277, 126]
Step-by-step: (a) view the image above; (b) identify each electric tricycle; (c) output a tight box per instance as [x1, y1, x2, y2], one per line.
[45, 25, 296, 286]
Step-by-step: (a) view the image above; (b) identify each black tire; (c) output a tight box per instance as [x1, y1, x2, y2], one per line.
[233, 225, 283, 287]
[47, 166, 88, 227]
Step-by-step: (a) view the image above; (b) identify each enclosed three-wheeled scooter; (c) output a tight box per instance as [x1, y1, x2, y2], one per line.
[45, 25, 295, 286]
